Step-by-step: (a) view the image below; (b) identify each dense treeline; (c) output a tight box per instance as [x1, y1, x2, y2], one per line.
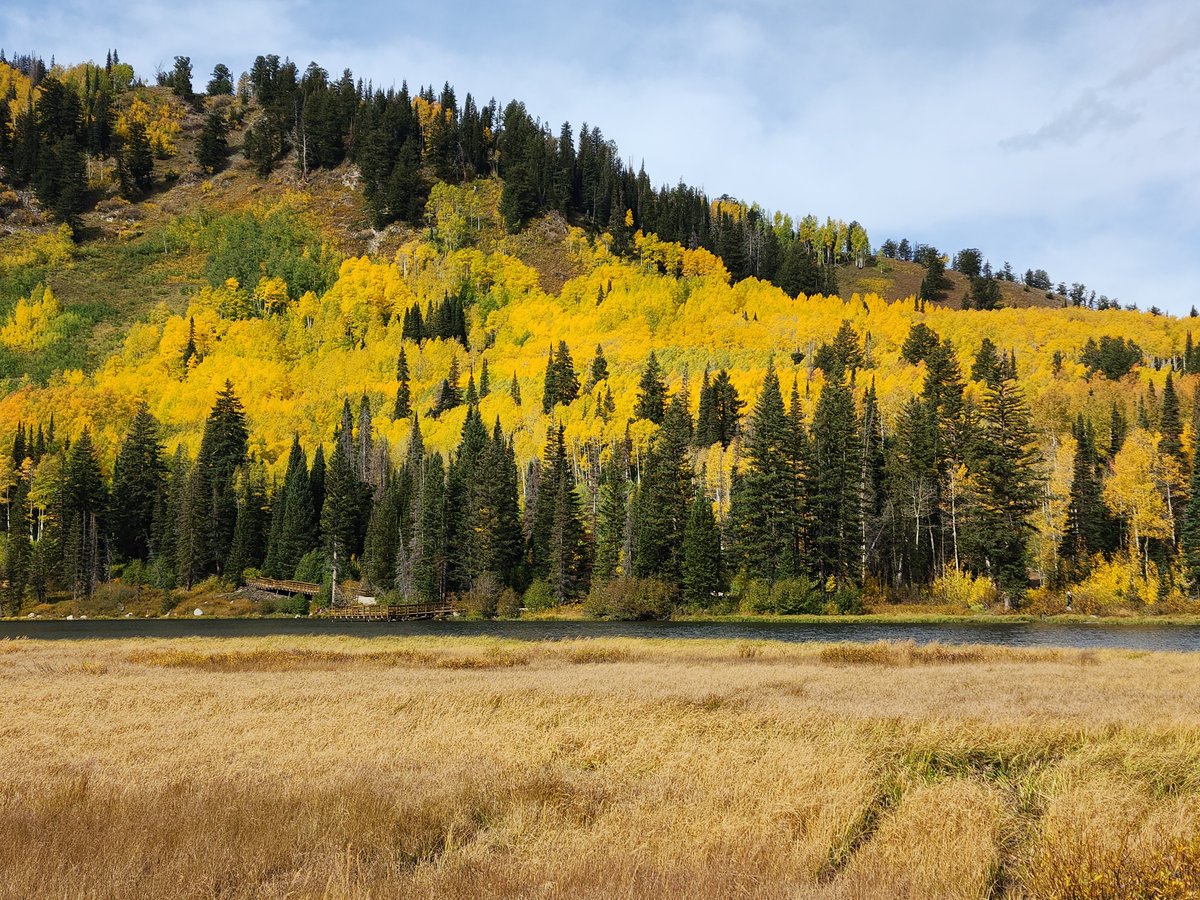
[8, 312, 1200, 619]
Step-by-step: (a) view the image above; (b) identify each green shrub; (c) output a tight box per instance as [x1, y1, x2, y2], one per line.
[522, 579, 556, 612]
[584, 577, 675, 620]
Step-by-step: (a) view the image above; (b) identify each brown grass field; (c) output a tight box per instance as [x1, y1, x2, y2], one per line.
[2, 634, 1200, 898]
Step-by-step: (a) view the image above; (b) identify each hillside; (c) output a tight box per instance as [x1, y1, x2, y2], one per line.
[0, 54, 1197, 622]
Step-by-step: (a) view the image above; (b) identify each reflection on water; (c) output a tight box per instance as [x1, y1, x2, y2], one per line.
[3, 617, 1200, 651]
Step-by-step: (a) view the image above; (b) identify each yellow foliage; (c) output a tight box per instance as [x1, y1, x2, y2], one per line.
[928, 569, 1000, 609]
[116, 91, 184, 156]
[0, 284, 74, 351]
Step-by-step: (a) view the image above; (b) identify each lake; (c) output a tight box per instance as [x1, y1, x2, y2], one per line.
[4, 617, 1200, 651]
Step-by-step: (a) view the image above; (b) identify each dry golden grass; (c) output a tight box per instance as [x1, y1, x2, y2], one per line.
[2, 635, 1200, 898]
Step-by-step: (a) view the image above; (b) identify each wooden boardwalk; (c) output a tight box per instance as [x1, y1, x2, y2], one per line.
[324, 601, 459, 622]
[245, 577, 321, 597]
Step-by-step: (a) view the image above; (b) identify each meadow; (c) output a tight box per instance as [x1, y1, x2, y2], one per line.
[2, 634, 1200, 898]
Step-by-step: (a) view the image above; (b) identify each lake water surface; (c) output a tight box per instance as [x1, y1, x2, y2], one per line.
[4, 617, 1200, 651]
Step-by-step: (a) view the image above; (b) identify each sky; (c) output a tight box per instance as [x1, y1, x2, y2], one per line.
[7, 0, 1200, 313]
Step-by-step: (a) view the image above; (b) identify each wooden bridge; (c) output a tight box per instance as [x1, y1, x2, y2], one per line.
[323, 601, 459, 622]
[245, 577, 322, 597]
[244, 577, 459, 621]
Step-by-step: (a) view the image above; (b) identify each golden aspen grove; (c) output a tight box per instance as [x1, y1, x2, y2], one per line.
[0, 52, 1199, 618]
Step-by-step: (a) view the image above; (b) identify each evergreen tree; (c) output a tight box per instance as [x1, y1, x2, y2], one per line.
[225, 469, 269, 580]
[964, 370, 1041, 600]
[5, 477, 31, 615]
[729, 364, 799, 583]
[541, 344, 558, 413]
[681, 486, 723, 606]
[1181, 460, 1200, 595]
[510, 373, 522, 405]
[393, 349, 411, 419]
[110, 403, 166, 562]
[62, 429, 108, 598]
[415, 453, 447, 601]
[533, 425, 590, 602]
[197, 110, 228, 173]
[479, 359, 490, 397]
[193, 382, 249, 575]
[634, 351, 667, 424]
[586, 344, 609, 390]
[553, 340, 579, 407]
[321, 436, 370, 591]
[434, 356, 462, 416]
[810, 369, 863, 587]
[971, 338, 1003, 386]
[122, 120, 153, 194]
[1063, 416, 1110, 578]
[594, 443, 629, 580]
[632, 391, 692, 587]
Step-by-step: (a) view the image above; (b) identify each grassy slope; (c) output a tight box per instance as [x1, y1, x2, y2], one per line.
[2, 634, 1199, 898]
[3, 87, 1063, 387]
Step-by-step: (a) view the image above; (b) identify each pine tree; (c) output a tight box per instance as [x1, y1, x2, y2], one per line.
[729, 364, 798, 583]
[321, 437, 370, 594]
[635, 351, 667, 424]
[110, 403, 166, 562]
[393, 350, 413, 418]
[193, 381, 249, 574]
[1063, 416, 1110, 578]
[61, 429, 108, 598]
[510, 374, 522, 405]
[122, 120, 153, 194]
[197, 110, 228, 173]
[5, 476, 31, 615]
[1181, 460, 1200, 595]
[415, 453, 447, 601]
[434, 357, 462, 416]
[553, 340, 579, 406]
[479, 359, 490, 397]
[965, 371, 1042, 600]
[594, 443, 629, 580]
[810, 369, 863, 587]
[541, 343, 558, 414]
[532, 425, 589, 602]
[632, 391, 692, 587]
[681, 486, 723, 606]
[586, 344, 609, 390]
[225, 468, 269, 580]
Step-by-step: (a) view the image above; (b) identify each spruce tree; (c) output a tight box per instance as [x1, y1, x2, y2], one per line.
[681, 486, 723, 606]
[728, 364, 798, 583]
[225, 469, 268, 580]
[553, 340, 579, 406]
[594, 443, 629, 580]
[541, 343, 558, 414]
[1181, 461, 1200, 595]
[632, 392, 692, 587]
[394, 350, 412, 420]
[965, 370, 1041, 600]
[110, 403, 166, 562]
[197, 110, 228, 173]
[635, 351, 667, 424]
[1063, 415, 1109, 578]
[810, 369, 863, 587]
[586, 344, 609, 390]
[415, 453, 447, 601]
[61, 429, 108, 597]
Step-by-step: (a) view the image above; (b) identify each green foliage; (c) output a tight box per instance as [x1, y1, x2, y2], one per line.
[199, 207, 338, 302]
[1081, 336, 1142, 380]
[522, 577, 556, 611]
[584, 577, 675, 620]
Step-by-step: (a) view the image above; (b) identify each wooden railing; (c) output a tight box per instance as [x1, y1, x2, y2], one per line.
[244, 577, 321, 597]
[324, 601, 459, 621]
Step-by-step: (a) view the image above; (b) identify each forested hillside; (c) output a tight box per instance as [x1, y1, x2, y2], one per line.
[0, 50, 1196, 619]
